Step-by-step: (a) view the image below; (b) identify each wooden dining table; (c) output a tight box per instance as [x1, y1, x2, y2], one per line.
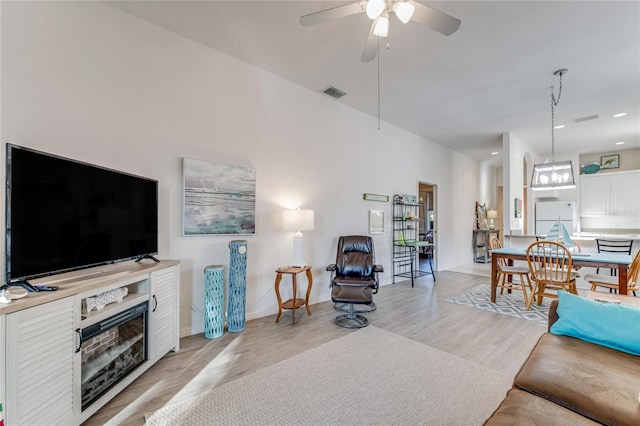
[489, 247, 633, 302]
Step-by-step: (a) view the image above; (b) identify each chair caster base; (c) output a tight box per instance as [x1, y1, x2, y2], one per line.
[334, 302, 376, 313]
[335, 314, 369, 329]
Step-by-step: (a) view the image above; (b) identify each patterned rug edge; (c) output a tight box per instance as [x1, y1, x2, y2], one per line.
[445, 284, 549, 325]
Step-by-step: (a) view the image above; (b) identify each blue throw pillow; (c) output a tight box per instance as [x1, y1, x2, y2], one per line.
[550, 291, 640, 356]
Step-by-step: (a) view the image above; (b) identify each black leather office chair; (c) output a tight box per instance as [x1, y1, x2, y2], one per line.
[326, 236, 383, 328]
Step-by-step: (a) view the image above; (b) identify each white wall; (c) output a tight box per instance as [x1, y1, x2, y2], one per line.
[478, 162, 497, 209]
[1, 1, 479, 335]
[502, 133, 526, 233]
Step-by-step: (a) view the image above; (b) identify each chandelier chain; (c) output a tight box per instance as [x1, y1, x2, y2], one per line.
[550, 71, 563, 163]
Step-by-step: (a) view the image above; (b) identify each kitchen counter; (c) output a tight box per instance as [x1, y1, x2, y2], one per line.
[575, 232, 640, 239]
[504, 233, 639, 257]
[507, 233, 640, 241]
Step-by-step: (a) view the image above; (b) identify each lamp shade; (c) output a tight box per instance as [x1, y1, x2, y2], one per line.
[530, 160, 576, 191]
[283, 209, 314, 231]
[486, 209, 498, 230]
[366, 0, 386, 19]
[393, 0, 415, 24]
[373, 14, 389, 37]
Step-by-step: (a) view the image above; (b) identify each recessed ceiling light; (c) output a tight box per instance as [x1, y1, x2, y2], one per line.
[613, 112, 627, 118]
[554, 124, 565, 129]
[615, 141, 625, 145]
[574, 114, 599, 122]
[491, 151, 499, 155]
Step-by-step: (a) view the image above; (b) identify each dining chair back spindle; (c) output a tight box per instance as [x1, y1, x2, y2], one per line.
[526, 241, 578, 306]
[596, 239, 633, 276]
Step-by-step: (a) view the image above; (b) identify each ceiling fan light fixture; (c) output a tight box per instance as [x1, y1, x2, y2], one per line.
[393, 0, 415, 24]
[374, 14, 389, 37]
[366, 0, 386, 19]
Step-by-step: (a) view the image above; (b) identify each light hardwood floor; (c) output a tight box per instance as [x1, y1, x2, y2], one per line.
[83, 267, 546, 425]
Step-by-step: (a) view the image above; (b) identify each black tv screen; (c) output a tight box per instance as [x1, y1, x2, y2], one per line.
[5, 144, 158, 284]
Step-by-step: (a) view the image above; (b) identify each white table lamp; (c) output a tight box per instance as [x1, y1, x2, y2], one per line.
[283, 209, 314, 267]
[487, 209, 498, 230]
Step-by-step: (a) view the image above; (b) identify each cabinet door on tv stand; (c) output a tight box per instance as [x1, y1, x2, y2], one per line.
[5, 297, 79, 425]
[149, 265, 180, 362]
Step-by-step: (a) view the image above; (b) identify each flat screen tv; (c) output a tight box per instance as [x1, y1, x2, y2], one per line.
[5, 144, 158, 290]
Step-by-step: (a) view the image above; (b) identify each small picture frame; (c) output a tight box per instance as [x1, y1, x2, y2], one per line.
[369, 210, 384, 234]
[600, 154, 619, 169]
[363, 193, 389, 202]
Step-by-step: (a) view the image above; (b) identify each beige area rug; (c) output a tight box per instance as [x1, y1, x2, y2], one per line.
[145, 326, 512, 425]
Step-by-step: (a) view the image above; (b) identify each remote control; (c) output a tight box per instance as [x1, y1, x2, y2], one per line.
[34, 285, 59, 291]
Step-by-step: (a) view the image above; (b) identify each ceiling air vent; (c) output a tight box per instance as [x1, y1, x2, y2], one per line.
[574, 114, 599, 123]
[321, 86, 346, 99]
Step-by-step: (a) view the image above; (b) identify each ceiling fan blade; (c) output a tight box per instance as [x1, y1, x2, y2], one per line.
[361, 21, 378, 62]
[411, 2, 461, 36]
[300, 1, 367, 26]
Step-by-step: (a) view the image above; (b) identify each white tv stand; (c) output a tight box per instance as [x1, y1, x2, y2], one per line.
[0, 259, 180, 425]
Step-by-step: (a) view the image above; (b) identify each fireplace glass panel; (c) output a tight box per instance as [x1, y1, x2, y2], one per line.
[81, 304, 147, 411]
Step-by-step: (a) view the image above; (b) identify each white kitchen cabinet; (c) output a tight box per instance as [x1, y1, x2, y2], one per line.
[149, 264, 180, 361]
[580, 174, 610, 216]
[610, 172, 640, 216]
[4, 297, 79, 425]
[580, 170, 640, 217]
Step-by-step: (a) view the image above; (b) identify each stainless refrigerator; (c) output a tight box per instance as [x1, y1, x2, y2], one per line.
[535, 201, 577, 236]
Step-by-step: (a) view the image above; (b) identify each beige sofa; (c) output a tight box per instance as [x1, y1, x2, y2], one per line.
[485, 299, 640, 425]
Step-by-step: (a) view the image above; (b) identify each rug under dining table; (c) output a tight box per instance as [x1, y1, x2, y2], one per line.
[445, 283, 550, 325]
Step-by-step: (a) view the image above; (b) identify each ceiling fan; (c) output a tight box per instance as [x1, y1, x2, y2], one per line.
[300, 0, 461, 62]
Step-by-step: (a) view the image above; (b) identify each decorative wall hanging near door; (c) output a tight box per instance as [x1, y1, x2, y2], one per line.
[183, 158, 256, 235]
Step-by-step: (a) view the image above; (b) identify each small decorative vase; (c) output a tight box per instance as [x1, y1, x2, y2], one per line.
[227, 240, 248, 333]
[204, 265, 225, 339]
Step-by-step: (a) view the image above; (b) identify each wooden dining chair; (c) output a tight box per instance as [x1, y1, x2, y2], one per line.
[585, 250, 639, 297]
[489, 236, 533, 308]
[534, 236, 582, 274]
[526, 241, 578, 307]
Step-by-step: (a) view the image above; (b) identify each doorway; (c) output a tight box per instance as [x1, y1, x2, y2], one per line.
[418, 182, 437, 270]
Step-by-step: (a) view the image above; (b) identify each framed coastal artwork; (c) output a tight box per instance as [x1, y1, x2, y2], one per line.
[600, 154, 619, 169]
[183, 158, 256, 235]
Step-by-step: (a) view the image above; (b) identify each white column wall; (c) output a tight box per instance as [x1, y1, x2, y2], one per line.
[1, 2, 480, 335]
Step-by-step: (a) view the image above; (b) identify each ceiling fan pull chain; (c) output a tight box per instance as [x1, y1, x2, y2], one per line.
[377, 34, 381, 130]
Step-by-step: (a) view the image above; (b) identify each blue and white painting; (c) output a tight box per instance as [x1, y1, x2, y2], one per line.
[183, 158, 256, 235]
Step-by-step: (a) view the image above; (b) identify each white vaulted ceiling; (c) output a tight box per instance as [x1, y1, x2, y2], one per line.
[105, 1, 640, 163]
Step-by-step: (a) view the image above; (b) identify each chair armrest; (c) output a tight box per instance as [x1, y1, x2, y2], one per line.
[326, 264, 337, 272]
[334, 282, 371, 287]
[548, 299, 559, 332]
[373, 264, 384, 273]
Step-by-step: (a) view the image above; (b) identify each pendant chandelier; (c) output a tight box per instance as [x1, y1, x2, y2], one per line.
[530, 69, 576, 191]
